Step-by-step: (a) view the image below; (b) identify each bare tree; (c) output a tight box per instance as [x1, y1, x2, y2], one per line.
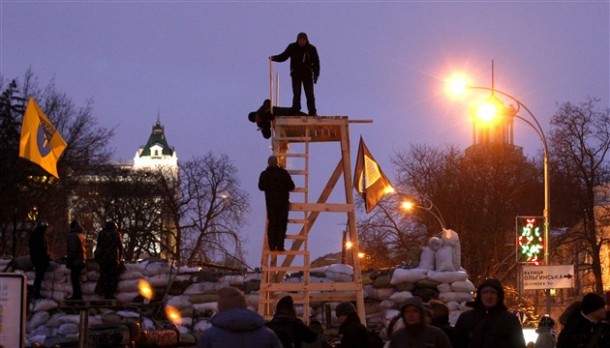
[549, 97, 610, 294]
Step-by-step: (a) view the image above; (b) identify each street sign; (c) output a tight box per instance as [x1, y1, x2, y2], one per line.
[0, 273, 27, 348]
[522, 265, 574, 290]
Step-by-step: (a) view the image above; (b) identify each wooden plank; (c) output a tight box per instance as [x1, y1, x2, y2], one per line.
[290, 203, 353, 213]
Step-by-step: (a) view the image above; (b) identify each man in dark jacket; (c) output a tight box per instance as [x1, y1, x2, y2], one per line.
[259, 155, 295, 251]
[454, 278, 526, 348]
[557, 292, 607, 348]
[198, 287, 282, 348]
[270, 32, 320, 116]
[94, 220, 123, 299]
[29, 221, 51, 299]
[335, 301, 368, 348]
[66, 219, 86, 300]
[266, 295, 317, 348]
[389, 296, 451, 348]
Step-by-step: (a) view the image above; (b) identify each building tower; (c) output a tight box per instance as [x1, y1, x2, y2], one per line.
[133, 116, 178, 177]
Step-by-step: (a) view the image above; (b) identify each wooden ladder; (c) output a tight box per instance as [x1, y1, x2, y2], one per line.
[257, 116, 366, 325]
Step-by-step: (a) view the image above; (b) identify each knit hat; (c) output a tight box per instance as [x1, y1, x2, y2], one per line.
[335, 302, 356, 317]
[217, 287, 247, 312]
[268, 156, 278, 166]
[276, 295, 295, 315]
[581, 292, 605, 315]
[297, 32, 308, 40]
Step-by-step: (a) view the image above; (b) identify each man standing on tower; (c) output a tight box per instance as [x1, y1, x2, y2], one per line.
[270, 32, 320, 116]
[259, 156, 295, 251]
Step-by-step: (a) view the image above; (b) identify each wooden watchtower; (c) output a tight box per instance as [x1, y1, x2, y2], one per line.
[257, 115, 369, 325]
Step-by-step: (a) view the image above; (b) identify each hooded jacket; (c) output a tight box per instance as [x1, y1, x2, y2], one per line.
[389, 297, 451, 348]
[265, 296, 317, 348]
[338, 313, 368, 348]
[453, 278, 526, 348]
[198, 308, 282, 348]
[66, 221, 86, 269]
[258, 165, 295, 206]
[271, 35, 320, 80]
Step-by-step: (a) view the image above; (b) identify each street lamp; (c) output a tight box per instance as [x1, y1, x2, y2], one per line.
[448, 71, 551, 314]
[400, 195, 446, 231]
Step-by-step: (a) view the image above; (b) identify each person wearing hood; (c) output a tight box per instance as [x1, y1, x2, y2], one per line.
[453, 278, 526, 348]
[266, 295, 318, 347]
[335, 301, 368, 348]
[259, 155, 295, 252]
[534, 315, 556, 348]
[29, 221, 51, 299]
[66, 219, 86, 300]
[94, 220, 123, 299]
[198, 287, 282, 348]
[556, 292, 608, 348]
[270, 32, 320, 116]
[389, 296, 451, 348]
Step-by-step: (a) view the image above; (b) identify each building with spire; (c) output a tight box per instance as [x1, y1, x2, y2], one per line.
[133, 117, 178, 177]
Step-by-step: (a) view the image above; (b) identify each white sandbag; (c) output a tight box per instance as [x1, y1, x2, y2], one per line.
[28, 335, 48, 346]
[119, 271, 143, 280]
[116, 291, 140, 303]
[194, 319, 212, 333]
[449, 310, 463, 326]
[144, 261, 170, 276]
[58, 323, 79, 335]
[438, 291, 472, 303]
[87, 270, 99, 281]
[368, 287, 395, 301]
[309, 276, 332, 283]
[82, 281, 97, 295]
[174, 274, 191, 282]
[436, 283, 452, 293]
[193, 302, 218, 312]
[125, 261, 148, 273]
[117, 279, 140, 292]
[219, 274, 244, 287]
[148, 273, 170, 287]
[444, 301, 459, 311]
[33, 299, 58, 312]
[417, 246, 436, 270]
[441, 229, 462, 270]
[177, 265, 201, 274]
[167, 295, 192, 309]
[427, 270, 468, 283]
[380, 300, 395, 309]
[178, 325, 189, 334]
[326, 271, 352, 282]
[40, 290, 67, 303]
[327, 264, 353, 275]
[117, 310, 140, 318]
[45, 313, 64, 328]
[389, 291, 413, 304]
[184, 281, 223, 295]
[451, 280, 475, 292]
[142, 317, 155, 330]
[244, 272, 261, 282]
[179, 317, 193, 327]
[435, 246, 456, 272]
[27, 311, 50, 330]
[390, 268, 428, 285]
[59, 314, 81, 325]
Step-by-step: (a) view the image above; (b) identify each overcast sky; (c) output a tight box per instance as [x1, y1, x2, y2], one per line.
[2, 1, 608, 268]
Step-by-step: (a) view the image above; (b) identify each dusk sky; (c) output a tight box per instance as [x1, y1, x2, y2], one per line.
[2, 1, 608, 268]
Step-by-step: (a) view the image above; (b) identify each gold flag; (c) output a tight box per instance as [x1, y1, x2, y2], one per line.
[354, 137, 393, 213]
[19, 98, 67, 178]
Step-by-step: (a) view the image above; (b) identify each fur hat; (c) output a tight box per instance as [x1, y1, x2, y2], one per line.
[335, 301, 356, 317]
[581, 292, 605, 315]
[217, 287, 247, 312]
[297, 32, 308, 40]
[268, 156, 278, 166]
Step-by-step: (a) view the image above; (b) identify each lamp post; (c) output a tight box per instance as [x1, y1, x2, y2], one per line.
[400, 195, 447, 231]
[451, 76, 551, 314]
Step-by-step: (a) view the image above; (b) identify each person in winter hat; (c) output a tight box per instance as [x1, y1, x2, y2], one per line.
[270, 32, 320, 116]
[198, 287, 282, 348]
[454, 278, 526, 348]
[66, 219, 86, 300]
[265, 295, 317, 348]
[389, 296, 451, 348]
[557, 292, 608, 348]
[29, 221, 51, 299]
[534, 315, 556, 348]
[334, 302, 368, 348]
[258, 156, 295, 251]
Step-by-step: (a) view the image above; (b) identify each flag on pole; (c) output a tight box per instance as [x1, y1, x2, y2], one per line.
[19, 98, 67, 178]
[354, 137, 393, 213]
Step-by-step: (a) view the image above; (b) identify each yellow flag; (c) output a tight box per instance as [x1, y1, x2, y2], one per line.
[354, 137, 393, 213]
[19, 98, 67, 178]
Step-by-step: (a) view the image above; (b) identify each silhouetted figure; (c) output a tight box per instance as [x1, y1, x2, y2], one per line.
[389, 296, 451, 348]
[66, 219, 86, 300]
[29, 221, 51, 299]
[557, 292, 608, 348]
[270, 32, 320, 116]
[335, 302, 368, 348]
[266, 295, 318, 348]
[534, 315, 556, 348]
[429, 299, 458, 348]
[94, 220, 123, 299]
[259, 156, 295, 251]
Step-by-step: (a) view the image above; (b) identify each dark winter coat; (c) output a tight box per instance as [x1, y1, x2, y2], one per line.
[258, 166, 295, 207]
[389, 325, 452, 348]
[66, 223, 86, 269]
[454, 278, 526, 348]
[557, 311, 606, 348]
[94, 226, 123, 266]
[272, 41, 320, 80]
[198, 308, 282, 348]
[266, 314, 318, 348]
[29, 225, 50, 268]
[338, 313, 368, 348]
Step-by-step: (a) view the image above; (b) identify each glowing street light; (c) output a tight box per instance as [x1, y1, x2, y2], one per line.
[400, 195, 446, 231]
[446, 65, 551, 314]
